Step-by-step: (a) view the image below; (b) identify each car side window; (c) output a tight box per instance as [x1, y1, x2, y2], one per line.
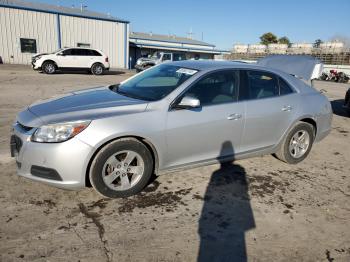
[77, 49, 89, 56]
[62, 49, 73, 55]
[162, 54, 171, 61]
[279, 77, 294, 95]
[89, 50, 102, 56]
[173, 53, 185, 61]
[183, 70, 239, 106]
[246, 70, 279, 100]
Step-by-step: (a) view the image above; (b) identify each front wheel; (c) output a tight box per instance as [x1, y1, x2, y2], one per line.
[275, 122, 314, 164]
[91, 63, 105, 75]
[89, 139, 154, 198]
[42, 61, 56, 74]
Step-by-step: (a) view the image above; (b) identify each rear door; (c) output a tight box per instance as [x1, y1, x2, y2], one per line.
[239, 70, 299, 152]
[74, 49, 91, 68]
[165, 70, 245, 169]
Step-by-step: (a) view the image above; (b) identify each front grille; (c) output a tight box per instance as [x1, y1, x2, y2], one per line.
[17, 122, 33, 132]
[10, 135, 23, 156]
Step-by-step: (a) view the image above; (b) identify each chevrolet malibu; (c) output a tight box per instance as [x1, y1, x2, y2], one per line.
[11, 59, 332, 198]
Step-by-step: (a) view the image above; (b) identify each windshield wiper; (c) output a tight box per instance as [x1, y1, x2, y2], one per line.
[110, 84, 149, 101]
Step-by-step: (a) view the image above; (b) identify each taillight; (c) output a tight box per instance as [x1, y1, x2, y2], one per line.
[105, 57, 109, 63]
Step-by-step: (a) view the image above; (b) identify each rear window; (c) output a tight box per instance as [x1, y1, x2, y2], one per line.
[87, 49, 102, 56]
[279, 77, 294, 95]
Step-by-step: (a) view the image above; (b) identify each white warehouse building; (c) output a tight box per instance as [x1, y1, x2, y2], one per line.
[0, 0, 129, 68]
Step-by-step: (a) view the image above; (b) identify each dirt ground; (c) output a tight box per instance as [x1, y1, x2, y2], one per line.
[0, 64, 349, 262]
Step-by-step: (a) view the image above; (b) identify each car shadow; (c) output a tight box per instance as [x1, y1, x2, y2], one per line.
[40, 70, 126, 76]
[331, 99, 349, 117]
[198, 141, 255, 262]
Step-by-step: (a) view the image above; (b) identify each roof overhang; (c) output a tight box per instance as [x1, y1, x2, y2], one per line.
[130, 42, 229, 55]
[0, 2, 129, 23]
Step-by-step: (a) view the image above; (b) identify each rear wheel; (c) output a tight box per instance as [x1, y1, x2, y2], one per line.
[89, 139, 154, 198]
[275, 122, 314, 164]
[91, 63, 105, 75]
[42, 61, 56, 74]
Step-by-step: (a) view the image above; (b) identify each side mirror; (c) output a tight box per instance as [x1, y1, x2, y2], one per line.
[57, 52, 65, 56]
[175, 95, 200, 109]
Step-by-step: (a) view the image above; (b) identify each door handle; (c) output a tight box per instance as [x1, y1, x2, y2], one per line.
[282, 105, 292, 112]
[227, 113, 242, 120]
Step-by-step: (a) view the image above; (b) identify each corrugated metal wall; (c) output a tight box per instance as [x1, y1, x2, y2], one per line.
[59, 15, 128, 68]
[0, 7, 58, 64]
[0, 6, 128, 68]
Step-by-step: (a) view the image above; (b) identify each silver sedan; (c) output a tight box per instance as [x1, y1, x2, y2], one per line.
[11, 59, 332, 198]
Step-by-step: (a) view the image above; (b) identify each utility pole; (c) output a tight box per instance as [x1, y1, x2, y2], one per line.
[187, 27, 194, 39]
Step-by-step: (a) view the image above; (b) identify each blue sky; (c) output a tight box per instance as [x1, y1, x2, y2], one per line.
[30, 0, 350, 49]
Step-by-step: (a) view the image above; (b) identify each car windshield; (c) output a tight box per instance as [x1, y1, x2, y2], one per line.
[151, 52, 161, 59]
[52, 48, 64, 54]
[113, 64, 198, 101]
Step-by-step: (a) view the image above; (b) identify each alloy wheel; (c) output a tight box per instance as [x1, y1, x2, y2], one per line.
[101, 150, 144, 191]
[288, 130, 310, 158]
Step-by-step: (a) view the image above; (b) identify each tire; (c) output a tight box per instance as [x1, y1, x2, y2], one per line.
[89, 138, 154, 198]
[42, 61, 56, 74]
[275, 122, 315, 164]
[91, 63, 105, 75]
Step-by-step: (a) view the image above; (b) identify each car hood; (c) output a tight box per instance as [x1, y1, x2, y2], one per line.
[138, 57, 157, 63]
[257, 55, 324, 81]
[18, 86, 148, 127]
[32, 52, 49, 58]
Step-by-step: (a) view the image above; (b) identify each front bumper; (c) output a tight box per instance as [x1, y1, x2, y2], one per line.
[31, 61, 41, 70]
[11, 122, 94, 190]
[134, 64, 145, 71]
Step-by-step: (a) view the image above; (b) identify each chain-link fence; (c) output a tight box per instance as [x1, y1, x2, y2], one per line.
[225, 48, 350, 65]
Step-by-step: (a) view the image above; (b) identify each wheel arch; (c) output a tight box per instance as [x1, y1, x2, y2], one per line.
[299, 117, 317, 137]
[90, 61, 105, 69]
[85, 135, 159, 187]
[42, 59, 58, 68]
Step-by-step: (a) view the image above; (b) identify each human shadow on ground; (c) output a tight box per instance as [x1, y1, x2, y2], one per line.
[331, 99, 349, 117]
[198, 141, 255, 262]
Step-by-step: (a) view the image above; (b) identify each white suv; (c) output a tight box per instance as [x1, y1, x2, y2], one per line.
[32, 47, 110, 75]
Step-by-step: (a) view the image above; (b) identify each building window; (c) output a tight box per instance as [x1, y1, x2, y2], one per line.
[77, 43, 90, 47]
[20, 38, 37, 53]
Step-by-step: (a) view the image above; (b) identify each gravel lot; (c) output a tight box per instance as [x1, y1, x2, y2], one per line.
[0, 64, 349, 262]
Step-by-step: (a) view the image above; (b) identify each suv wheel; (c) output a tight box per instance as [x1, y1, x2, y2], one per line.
[42, 61, 56, 74]
[275, 122, 314, 164]
[89, 139, 154, 198]
[91, 63, 104, 75]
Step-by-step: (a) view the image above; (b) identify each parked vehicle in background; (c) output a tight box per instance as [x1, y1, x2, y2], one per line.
[11, 59, 332, 198]
[135, 51, 186, 72]
[344, 88, 350, 115]
[32, 47, 110, 75]
[320, 70, 349, 83]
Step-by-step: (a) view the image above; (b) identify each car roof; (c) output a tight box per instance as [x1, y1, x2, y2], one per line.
[62, 47, 101, 51]
[170, 60, 315, 93]
[171, 60, 281, 72]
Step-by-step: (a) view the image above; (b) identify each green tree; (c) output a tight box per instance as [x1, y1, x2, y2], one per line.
[260, 32, 278, 45]
[278, 36, 291, 46]
[313, 39, 323, 48]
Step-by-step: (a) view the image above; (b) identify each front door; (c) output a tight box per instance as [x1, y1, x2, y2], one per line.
[165, 70, 245, 169]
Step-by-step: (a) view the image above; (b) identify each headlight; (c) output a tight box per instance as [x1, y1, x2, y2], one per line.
[31, 120, 91, 143]
[136, 60, 142, 65]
